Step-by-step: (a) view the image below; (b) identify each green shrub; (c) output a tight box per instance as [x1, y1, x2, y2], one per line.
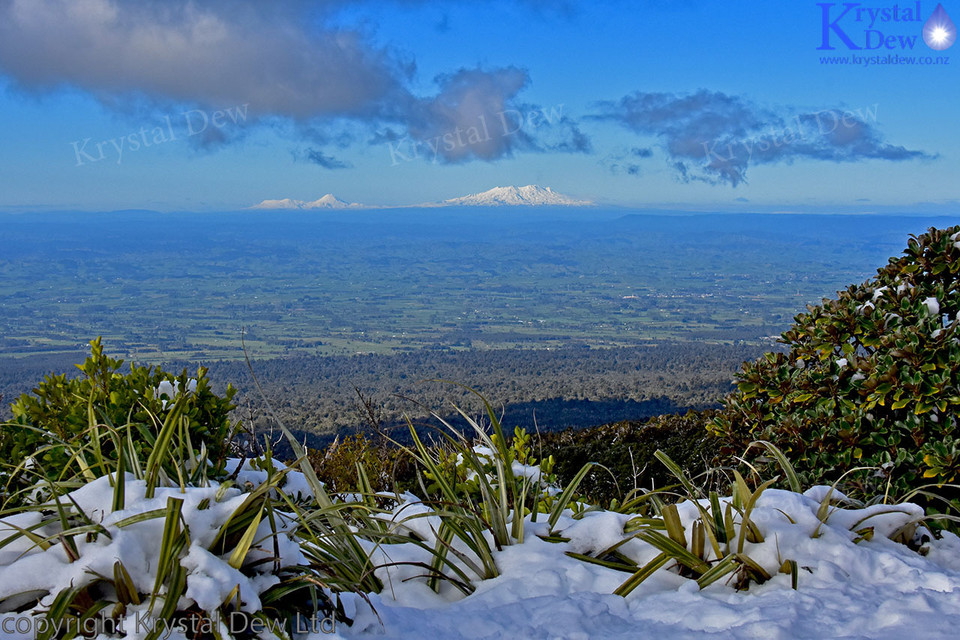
[538, 409, 723, 505]
[1, 338, 238, 489]
[713, 226, 960, 500]
[308, 432, 414, 493]
[418, 425, 561, 514]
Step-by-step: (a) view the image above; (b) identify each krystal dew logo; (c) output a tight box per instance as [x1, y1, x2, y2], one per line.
[817, 2, 956, 50]
[924, 3, 957, 47]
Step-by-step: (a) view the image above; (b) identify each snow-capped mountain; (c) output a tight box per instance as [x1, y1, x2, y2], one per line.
[436, 185, 592, 207]
[250, 186, 591, 209]
[250, 194, 363, 210]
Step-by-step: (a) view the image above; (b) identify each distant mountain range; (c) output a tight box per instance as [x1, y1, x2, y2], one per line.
[250, 194, 363, 210]
[249, 185, 592, 210]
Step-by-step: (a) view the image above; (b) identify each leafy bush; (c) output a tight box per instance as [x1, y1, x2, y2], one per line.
[416, 425, 558, 510]
[713, 226, 960, 500]
[1, 338, 238, 491]
[0, 350, 370, 639]
[539, 409, 724, 505]
[308, 432, 414, 493]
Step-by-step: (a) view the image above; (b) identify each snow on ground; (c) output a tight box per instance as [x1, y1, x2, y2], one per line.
[342, 539, 960, 640]
[2, 462, 959, 639]
[334, 522, 960, 639]
[333, 488, 960, 640]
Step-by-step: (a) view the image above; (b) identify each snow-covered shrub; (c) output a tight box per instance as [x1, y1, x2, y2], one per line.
[713, 226, 960, 502]
[398, 398, 594, 591]
[1, 338, 239, 500]
[562, 447, 943, 599]
[1, 386, 958, 639]
[419, 425, 559, 515]
[0, 459, 347, 639]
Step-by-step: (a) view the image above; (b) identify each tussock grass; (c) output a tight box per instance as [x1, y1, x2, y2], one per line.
[1, 357, 958, 638]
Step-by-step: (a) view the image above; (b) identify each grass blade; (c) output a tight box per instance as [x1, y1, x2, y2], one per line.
[636, 529, 710, 574]
[548, 462, 595, 531]
[696, 554, 738, 589]
[661, 503, 687, 547]
[749, 441, 802, 493]
[144, 398, 187, 498]
[228, 503, 264, 570]
[614, 552, 669, 597]
[149, 497, 185, 612]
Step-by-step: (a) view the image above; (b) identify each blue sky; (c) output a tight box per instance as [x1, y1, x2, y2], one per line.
[0, 0, 956, 211]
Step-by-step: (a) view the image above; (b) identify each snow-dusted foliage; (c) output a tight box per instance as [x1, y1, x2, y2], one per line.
[715, 226, 960, 497]
[2, 447, 959, 639]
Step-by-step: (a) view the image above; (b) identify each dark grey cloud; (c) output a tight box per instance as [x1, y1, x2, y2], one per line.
[536, 114, 592, 154]
[404, 67, 534, 162]
[0, 0, 588, 165]
[601, 146, 654, 176]
[304, 149, 351, 169]
[592, 90, 933, 186]
[379, 69, 588, 164]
